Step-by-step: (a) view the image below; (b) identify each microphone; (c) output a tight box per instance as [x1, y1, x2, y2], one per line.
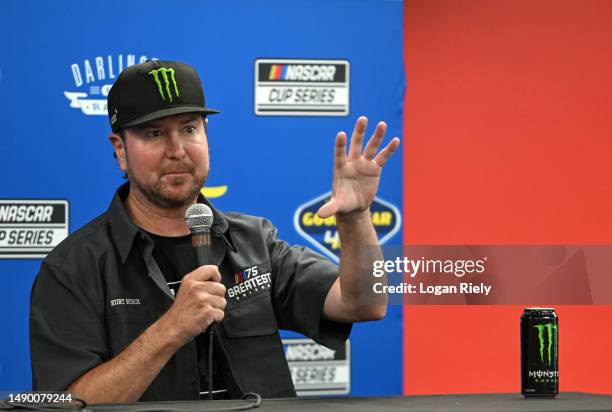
[184, 203, 214, 267]
[184, 203, 216, 400]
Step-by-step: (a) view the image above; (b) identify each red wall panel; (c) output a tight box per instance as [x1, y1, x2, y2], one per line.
[404, 0, 612, 394]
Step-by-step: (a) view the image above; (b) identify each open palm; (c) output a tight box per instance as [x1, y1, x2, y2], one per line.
[317, 116, 400, 218]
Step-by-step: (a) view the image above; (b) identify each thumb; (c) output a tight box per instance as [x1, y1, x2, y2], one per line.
[317, 199, 338, 219]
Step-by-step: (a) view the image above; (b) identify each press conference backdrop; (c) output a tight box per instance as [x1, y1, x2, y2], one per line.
[0, 1, 404, 396]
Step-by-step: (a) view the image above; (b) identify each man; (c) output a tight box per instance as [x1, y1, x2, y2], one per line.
[30, 60, 399, 403]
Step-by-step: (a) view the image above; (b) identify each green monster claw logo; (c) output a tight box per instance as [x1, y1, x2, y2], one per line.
[534, 323, 557, 366]
[148, 68, 180, 102]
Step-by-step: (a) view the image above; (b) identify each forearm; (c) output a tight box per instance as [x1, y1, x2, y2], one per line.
[67, 315, 183, 404]
[319, 116, 398, 322]
[335, 209, 387, 319]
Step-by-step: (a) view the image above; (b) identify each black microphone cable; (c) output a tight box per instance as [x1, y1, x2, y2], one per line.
[207, 326, 214, 401]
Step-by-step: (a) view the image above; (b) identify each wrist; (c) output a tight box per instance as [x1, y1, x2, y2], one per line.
[153, 312, 188, 349]
[336, 208, 371, 224]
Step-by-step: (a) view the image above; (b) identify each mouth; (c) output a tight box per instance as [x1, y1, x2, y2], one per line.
[163, 171, 191, 177]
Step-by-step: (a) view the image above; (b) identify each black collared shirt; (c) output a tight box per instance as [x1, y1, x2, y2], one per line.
[30, 183, 351, 401]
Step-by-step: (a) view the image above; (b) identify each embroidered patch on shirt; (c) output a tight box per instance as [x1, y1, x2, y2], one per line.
[109, 298, 142, 306]
[227, 264, 271, 300]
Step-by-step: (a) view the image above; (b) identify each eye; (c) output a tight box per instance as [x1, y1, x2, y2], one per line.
[145, 130, 163, 139]
[184, 125, 196, 134]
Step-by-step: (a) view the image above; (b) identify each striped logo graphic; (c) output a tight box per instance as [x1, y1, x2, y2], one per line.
[268, 64, 286, 80]
[234, 270, 247, 284]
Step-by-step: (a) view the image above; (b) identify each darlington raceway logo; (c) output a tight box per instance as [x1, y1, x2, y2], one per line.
[0, 200, 69, 259]
[294, 192, 401, 262]
[254, 59, 350, 116]
[64, 54, 157, 116]
[283, 338, 350, 396]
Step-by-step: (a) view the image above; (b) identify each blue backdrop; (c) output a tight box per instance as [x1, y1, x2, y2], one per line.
[0, 0, 404, 396]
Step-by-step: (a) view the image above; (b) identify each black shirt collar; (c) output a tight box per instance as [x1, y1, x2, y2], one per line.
[108, 182, 230, 264]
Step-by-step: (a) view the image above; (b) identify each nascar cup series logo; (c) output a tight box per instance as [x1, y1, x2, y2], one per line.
[254, 59, 350, 116]
[283, 338, 350, 396]
[0, 200, 69, 259]
[64, 54, 157, 116]
[294, 192, 401, 262]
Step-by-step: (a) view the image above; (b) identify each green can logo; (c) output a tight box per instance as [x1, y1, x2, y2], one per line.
[534, 323, 557, 367]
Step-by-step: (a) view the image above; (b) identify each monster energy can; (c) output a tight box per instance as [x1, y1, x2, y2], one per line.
[521, 308, 559, 397]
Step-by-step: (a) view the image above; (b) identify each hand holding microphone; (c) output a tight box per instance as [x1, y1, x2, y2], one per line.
[165, 265, 226, 341]
[161, 204, 226, 344]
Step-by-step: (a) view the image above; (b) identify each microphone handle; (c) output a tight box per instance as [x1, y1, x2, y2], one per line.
[191, 229, 215, 400]
[191, 231, 211, 267]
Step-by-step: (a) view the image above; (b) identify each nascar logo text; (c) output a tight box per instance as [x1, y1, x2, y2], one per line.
[255, 59, 350, 116]
[0, 200, 69, 259]
[283, 339, 350, 396]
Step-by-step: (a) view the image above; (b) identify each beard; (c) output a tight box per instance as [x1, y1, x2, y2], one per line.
[128, 166, 207, 209]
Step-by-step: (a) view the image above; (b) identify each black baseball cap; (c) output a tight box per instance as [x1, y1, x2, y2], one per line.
[107, 60, 219, 131]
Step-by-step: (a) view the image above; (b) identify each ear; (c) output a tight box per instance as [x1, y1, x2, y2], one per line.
[108, 133, 127, 172]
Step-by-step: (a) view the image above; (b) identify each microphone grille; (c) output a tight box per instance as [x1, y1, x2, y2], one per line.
[185, 203, 214, 233]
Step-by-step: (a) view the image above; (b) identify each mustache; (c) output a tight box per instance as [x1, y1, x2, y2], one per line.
[160, 163, 195, 174]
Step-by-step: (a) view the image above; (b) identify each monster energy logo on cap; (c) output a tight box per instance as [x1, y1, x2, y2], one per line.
[148, 67, 180, 102]
[534, 323, 557, 366]
[107, 60, 219, 131]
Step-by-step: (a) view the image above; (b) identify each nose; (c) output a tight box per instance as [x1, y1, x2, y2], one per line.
[165, 131, 186, 159]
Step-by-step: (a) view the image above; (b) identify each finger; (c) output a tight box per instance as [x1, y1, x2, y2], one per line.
[334, 132, 347, 169]
[317, 199, 338, 219]
[348, 116, 368, 159]
[363, 121, 387, 160]
[201, 281, 227, 297]
[188, 265, 222, 283]
[202, 308, 226, 330]
[210, 308, 225, 323]
[200, 293, 227, 310]
[373, 137, 401, 167]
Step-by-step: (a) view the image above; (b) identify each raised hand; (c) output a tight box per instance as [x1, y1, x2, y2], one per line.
[317, 116, 400, 219]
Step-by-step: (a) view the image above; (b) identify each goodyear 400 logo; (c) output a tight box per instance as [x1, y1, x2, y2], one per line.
[294, 192, 401, 262]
